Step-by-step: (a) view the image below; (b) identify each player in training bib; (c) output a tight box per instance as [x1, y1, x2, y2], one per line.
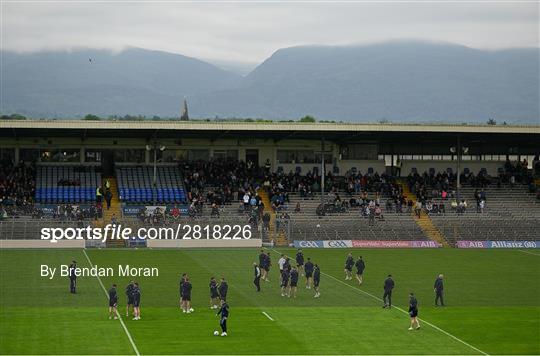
[408, 292, 420, 330]
[108, 284, 118, 320]
[179, 273, 187, 310]
[68, 260, 77, 294]
[253, 263, 261, 292]
[281, 267, 290, 297]
[344, 253, 354, 280]
[132, 282, 141, 320]
[313, 264, 321, 298]
[219, 277, 228, 302]
[304, 258, 314, 289]
[125, 281, 134, 317]
[181, 277, 193, 313]
[216, 300, 229, 336]
[295, 249, 305, 277]
[209, 277, 220, 309]
[290, 266, 299, 298]
[355, 256, 366, 285]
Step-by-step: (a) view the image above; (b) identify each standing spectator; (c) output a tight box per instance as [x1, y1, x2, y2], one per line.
[105, 189, 113, 210]
[96, 186, 103, 203]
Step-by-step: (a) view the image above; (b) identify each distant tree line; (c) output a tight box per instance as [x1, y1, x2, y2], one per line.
[0, 113, 510, 126]
[0, 114, 27, 120]
[79, 114, 333, 123]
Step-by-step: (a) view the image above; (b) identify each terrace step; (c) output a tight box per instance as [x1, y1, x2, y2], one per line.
[399, 180, 449, 247]
[97, 177, 125, 248]
[257, 188, 285, 246]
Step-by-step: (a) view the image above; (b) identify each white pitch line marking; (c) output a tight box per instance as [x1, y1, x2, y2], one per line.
[517, 249, 540, 256]
[83, 249, 141, 356]
[322, 271, 488, 355]
[262, 311, 275, 321]
[270, 248, 488, 355]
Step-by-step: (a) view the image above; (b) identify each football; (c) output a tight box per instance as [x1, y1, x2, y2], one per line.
[213, 331, 219, 336]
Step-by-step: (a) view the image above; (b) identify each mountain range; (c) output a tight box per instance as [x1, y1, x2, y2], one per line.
[1, 41, 539, 123]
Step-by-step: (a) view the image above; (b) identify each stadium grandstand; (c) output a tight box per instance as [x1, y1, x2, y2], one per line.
[0, 119, 539, 246]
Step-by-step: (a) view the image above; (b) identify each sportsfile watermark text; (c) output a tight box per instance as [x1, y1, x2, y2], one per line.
[41, 224, 253, 243]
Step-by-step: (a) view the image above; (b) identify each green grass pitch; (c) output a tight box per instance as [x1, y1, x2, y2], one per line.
[1, 248, 539, 355]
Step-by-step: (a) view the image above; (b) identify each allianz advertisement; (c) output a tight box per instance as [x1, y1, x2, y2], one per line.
[456, 240, 540, 249]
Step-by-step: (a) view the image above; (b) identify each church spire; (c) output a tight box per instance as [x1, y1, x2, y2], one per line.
[180, 98, 189, 121]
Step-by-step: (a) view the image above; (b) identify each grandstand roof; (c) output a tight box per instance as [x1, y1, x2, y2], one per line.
[1, 119, 539, 133]
[1, 120, 539, 151]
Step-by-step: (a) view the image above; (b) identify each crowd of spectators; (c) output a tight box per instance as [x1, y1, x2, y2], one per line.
[0, 160, 107, 224]
[312, 170, 406, 224]
[0, 161, 36, 218]
[57, 179, 81, 186]
[51, 204, 102, 222]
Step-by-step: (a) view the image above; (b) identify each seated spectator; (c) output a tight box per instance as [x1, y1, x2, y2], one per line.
[188, 203, 197, 218]
[138, 207, 146, 222]
[426, 201, 433, 215]
[211, 203, 220, 217]
[171, 205, 180, 220]
[385, 199, 393, 211]
[152, 208, 164, 224]
[457, 200, 467, 214]
[407, 199, 413, 213]
[395, 199, 403, 214]
[438, 202, 445, 215]
[441, 190, 447, 200]
[0, 206, 7, 220]
[374, 205, 384, 220]
[294, 202, 301, 213]
[250, 195, 257, 209]
[368, 206, 375, 225]
[243, 192, 250, 210]
[414, 201, 422, 218]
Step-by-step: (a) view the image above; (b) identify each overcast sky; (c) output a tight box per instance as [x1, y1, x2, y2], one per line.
[2, 1, 539, 64]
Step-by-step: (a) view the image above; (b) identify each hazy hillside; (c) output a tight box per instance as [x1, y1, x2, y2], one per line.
[2, 42, 539, 123]
[193, 42, 539, 123]
[1, 48, 242, 118]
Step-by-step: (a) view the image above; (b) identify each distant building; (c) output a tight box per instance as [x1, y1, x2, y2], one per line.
[180, 98, 189, 121]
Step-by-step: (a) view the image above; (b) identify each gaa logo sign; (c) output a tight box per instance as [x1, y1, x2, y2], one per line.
[323, 240, 352, 248]
[297, 241, 322, 248]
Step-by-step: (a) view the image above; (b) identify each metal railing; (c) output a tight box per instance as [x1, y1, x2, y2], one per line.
[0, 218, 89, 240]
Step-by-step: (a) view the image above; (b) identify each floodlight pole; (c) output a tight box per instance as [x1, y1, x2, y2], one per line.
[153, 143, 157, 205]
[321, 137, 325, 202]
[456, 135, 461, 202]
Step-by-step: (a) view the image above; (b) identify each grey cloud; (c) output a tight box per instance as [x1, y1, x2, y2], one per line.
[2, 2, 538, 62]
